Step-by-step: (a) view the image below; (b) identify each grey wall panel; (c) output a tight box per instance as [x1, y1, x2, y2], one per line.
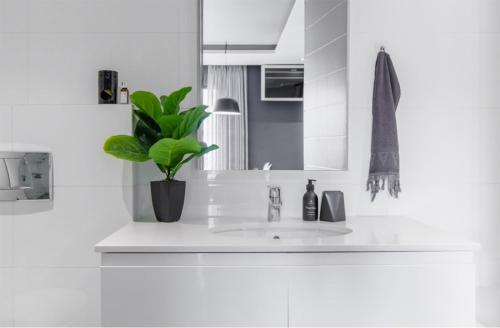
[246, 66, 304, 170]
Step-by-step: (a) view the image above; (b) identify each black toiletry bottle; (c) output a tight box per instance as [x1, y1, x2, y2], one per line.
[303, 179, 318, 221]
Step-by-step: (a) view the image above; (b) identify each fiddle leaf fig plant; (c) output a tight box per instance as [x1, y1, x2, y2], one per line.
[103, 86, 218, 181]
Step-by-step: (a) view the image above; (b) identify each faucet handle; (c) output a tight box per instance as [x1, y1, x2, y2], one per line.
[268, 185, 281, 204]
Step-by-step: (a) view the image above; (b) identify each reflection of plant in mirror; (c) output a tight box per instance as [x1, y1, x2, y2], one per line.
[103, 86, 218, 181]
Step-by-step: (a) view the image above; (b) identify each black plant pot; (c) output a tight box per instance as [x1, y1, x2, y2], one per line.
[150, 180, 186, 222]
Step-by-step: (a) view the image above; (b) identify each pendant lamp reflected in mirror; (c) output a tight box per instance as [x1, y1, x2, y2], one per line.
[213, 42, 240, 115]
[213, 97, 240, 115]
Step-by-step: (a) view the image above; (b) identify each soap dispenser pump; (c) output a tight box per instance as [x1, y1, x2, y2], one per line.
[303, 179, 318, 221]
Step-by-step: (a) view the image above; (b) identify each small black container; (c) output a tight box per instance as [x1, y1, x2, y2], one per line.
[303, 179, 318, 221]
[98, 70, 118, 104]
[319, 191, 346, 222]
[150, 180, 186, 222]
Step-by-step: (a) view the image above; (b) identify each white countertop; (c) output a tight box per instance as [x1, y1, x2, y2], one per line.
[95, 216, 479, 253]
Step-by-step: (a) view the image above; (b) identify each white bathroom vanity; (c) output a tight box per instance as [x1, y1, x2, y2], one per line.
[96, 216, 478, 327]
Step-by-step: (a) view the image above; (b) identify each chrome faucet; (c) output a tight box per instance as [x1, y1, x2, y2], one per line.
[267, 185, 282, 222]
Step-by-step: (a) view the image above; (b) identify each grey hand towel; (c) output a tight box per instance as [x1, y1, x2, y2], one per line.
[367, 50, 401, 201]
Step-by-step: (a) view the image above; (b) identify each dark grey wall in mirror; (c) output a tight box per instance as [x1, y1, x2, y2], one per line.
[199, 0, 348, 171]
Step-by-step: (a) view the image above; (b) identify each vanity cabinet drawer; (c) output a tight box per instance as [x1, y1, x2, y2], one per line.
[102, 266, 288, 327]
[288, 263, 475, 326]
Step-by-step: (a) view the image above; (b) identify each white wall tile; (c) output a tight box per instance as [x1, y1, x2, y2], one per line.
[350, 0, 478, 35]
[479, 35, 500, 109]
[304, 106, 346, 138]
[478, 0, 500, 33]
[346, 34, 377, 109]
[27, 0, 89, 33]
[475, 184, 500, 286]
[305, 0, 344, 27]
[178, 33, 200, 108]
[398, 108, 479, 184]
[0, 34, 28, 105]
[27, 0, 182, 34]
[424, 35, 479, 109]
[0, 105, 14, 270]
[305, 70, 347, 110]
[0, 269, 13, 326]
[27, 34, 98, 105]
[14, 268, 100, 326]
[305, 35, 347, 81]
[477, 110, 500, 183]
[305, 1, 347, 55]
[386, 182, 480, 240]
[304, 136, 347, 170]
[12, 105, 132, 187]
[0, 203, 13, 267]
[0, 0, 27, 33]
[345, 107, 371, 184]
[27, 33, 180, 104]
[477, 285, 500, 326]
[0, 106, 11, 144]
[179, 0, 199, 33]
[13, 187, 132, 267]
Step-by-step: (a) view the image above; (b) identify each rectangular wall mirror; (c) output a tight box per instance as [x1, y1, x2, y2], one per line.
[198, 0, 348, 171]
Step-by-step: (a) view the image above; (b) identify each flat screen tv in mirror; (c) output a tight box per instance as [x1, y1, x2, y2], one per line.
[199, 0, 348, 171]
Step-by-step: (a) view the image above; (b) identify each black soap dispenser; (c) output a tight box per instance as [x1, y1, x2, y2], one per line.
[303, 179, 318, 221]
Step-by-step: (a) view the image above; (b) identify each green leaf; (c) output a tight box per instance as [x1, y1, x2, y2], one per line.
[160, 86, 192, 115]
[103, 135, 150, 162]
[158, 115, 183, 138]
[173, 106, 209, 139]
[148, 137, 201, 168]
[180, 105, 210, 129]
[134, 120, 162, 149]
[197, 111, 210, 129]
[156, 163, 166, 173]
[130, 91, 162, 120]
[171, 143, 218, 176]
[200, 143, 219, 155]
[179, 104, 208, 115]
[133, 110, 161, 132]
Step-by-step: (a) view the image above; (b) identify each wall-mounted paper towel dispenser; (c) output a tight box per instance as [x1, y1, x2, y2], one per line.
[0, 151, 52, 201]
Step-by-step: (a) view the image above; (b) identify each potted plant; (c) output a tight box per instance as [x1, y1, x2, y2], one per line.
[103, 86, 218, 222]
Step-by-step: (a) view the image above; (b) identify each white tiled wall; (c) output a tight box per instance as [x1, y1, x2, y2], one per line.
[0, 0, 199, 326]
[304, 0, 348, 170]
[0, 104, 132, 327]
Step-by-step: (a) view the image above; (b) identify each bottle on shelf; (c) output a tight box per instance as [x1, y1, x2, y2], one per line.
[119, 82, 129, 104]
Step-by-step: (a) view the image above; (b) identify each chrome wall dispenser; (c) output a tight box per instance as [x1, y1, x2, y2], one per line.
[0, 151, 53, 201]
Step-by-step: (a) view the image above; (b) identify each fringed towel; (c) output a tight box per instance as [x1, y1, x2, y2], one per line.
[367, 49, 401, 201]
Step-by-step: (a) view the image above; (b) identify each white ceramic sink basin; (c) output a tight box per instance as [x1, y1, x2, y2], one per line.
[210, 222, 352, 240]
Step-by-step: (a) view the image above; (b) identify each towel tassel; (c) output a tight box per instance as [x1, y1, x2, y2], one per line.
[367, 174, 401, 201]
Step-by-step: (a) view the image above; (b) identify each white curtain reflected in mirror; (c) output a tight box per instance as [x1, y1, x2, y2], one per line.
[200, 66, 248, 170]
